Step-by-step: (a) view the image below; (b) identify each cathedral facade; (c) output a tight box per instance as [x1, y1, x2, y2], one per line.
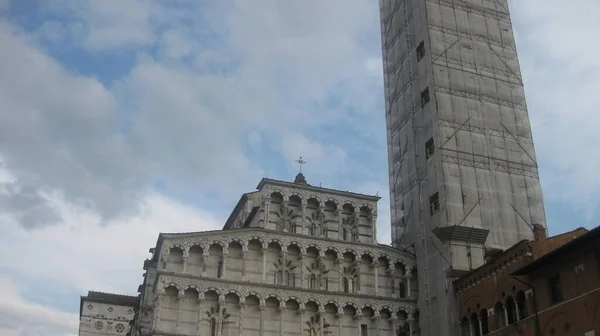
[114, 174, 419, 336]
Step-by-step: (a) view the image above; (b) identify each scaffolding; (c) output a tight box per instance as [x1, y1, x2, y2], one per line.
[379, 0, 548, 335]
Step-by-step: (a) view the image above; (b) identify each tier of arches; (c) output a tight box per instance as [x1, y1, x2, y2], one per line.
[162, 238, 417, 299]
[155, 284, 420, 336]
[265, 190, 377, 243]
[460, 290, 529, 336]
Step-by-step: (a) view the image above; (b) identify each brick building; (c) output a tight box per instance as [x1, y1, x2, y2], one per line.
[454, 224, 599, 336]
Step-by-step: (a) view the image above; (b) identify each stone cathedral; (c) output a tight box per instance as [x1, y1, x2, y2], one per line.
[78, 174, 419, 336]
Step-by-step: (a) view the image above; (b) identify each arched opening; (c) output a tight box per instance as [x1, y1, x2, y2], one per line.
[516, 291, 527, 320]
[342, 228, 348, 241]
[217, 261, 223, 278]
[399, 281, 406, 298]
[343, 277, 354, 293]
[494, 302, 505, 329]
[209, 318, 217, 336]
[310, 274, 317, 289]
[470, 313, 481, 336]
[505, 296, 516, 324]
[480, 309, 489, 335]
[310, 223, 317, 236]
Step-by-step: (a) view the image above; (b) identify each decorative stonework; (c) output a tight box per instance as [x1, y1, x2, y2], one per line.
[157, 274, 414, 315]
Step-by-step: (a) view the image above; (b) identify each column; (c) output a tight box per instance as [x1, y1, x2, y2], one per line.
[503, 307, 509, 326]
[374, 261, 379, 295]
[390, 317, 398, 336]
[241, 250, 248, 281]
[355, 261, 362, 293]
[152, 293, 164, 331]
[262, 248, 268, 282]
[319, 309, 325, 334]
[183, 253, 189, 274]
[355, 313, 362, 334]
[372, 214, 378, 243]
[176, 291, 184, 332]
[202, 255, 209, 276]
[337, 209, 343, 239]
[300, 253, 306, 288]
[337, 259, 343, 292]
[374, 313, 381, 336]
[408, 319, 413, 336]
[259, 301, 266, 336]
[238, 301, 245, 336]
[469, 321, 475, 336]
[217, 298, 225, 336]
[196, 296, 205, 336]
[337, 312, 345, 335]
[263, 196, 270, 228]
[299, 305, 306, 336]
[301, 201, 307, 234]
[405, 274, 412, 298]
[279, 305, 286, 335]
[222, 251, 228, 278]
[514, 301, 520, 321]
[478, 317, 483, 336]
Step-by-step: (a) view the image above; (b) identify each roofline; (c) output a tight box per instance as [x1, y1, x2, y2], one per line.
[222, 192, 253, 230]
[256, 178, 381, 201]
[79, 291, 138, 316]
[513, 225, 600, 276]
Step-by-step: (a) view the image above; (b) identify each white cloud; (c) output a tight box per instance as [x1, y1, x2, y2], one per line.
[0, 276, 78, 336]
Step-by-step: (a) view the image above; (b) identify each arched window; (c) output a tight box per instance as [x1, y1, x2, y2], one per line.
[217, 261, 223, 278]
[310, 274, 317, 289]
[516, 291, 528, 319]
[344, 278, 354, 293]
[470, 313, 481, 336]
[343, 228, 348, 241]
[399, 281, 406, 298]
[310, 223, 317, 236]
[480, 309, 489, 335]
[210, 318, 217, 336]
[494, 302, 505, 329]
[506, 297, 516, 324]
[290, 224, 296, 233]
[275, 270, 282, 284]
[287, 272, 296, 286]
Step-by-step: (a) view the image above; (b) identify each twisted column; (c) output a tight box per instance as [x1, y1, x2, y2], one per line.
[221, 251, 229, 278]
[279, 305, 286, 334]
[300, 253, 306, 288]
[176, 291, 184, 332]
[182, 254, 189, 274]
[374, 260, 380, 295]
[390, 317, 398, 336]
[259, 302, 266, 336]
[202, 255, 209, 276]
[299, 305, 306, 336]
[373, 312, 381, 336]
[354, 313, 363, 334]
[337, 311, 344, 336]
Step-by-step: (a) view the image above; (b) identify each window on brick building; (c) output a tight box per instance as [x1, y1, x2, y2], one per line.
[429, 192, 440, 215]
[516, 291, 528, 319]
[506, 296, 516, 324]
[417, 41, 425, 62]
[420, 87, 430, 108]
[549, 274, 563, 304]
[480, 309, 489, 335]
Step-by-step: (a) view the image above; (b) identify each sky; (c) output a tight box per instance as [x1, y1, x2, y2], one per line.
[0, 0, 599, 335]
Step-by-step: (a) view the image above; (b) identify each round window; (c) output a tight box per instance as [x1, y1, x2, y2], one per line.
[115, 323, 125, 333]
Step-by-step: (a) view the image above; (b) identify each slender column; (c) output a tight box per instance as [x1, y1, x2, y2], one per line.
[408, 319, 413, 336]
[514, 301, 520, 321]
[503, 307, 509, 326]
[279, 305, 286, 335]
[152, 293, 164, 331]
[372, 214, 378, 243]
[390, 317, 398, 336]
[337, 209, 343, 239]
[319, 309, 325, 334]
[262, 247, 268, 282]
[469, 321, 475, 336]
[263, 196, 270, 228]
[300, 253, 306, 288]
[241, 250, 248, 280]
[301, 201, 307, 234]
[355, 261, 362, 293]
[337, 259, 343, 292]
[222, 251, 229, 278]
[238, 301, 245, 336]
[196, 296, 205, 336]
[374, 313, 381, 336]
[202, 255, 209, 276]
[337, 312, 345, 335]
[176, 291, 184, 332]
[182, 254, 189, 274]
[405, 273, 412, 298]
[161, 254, 168, 270]
[478, 317, 483, 335]
[259, 302, 266, 336]
[374, 261, 379, 295]
[355, 313, 362, 334]
[299, 305, 306, 336]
